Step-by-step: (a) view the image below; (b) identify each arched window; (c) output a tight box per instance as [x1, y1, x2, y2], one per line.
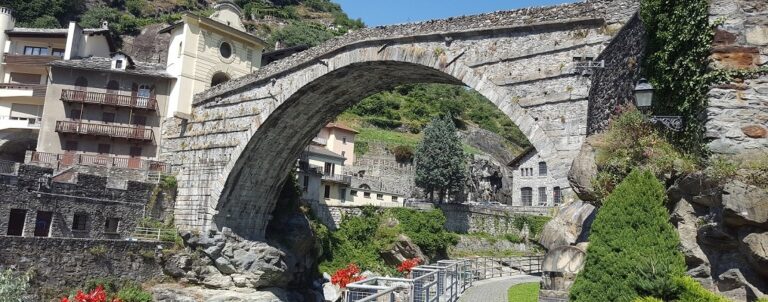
[521, 187, 532, 206]
[553, 187, 562, 205]
[211, 72, 230, 87]
[538, 162, 547, 176]
[359, 184, 371, 190]
[538, 187, 547, 205]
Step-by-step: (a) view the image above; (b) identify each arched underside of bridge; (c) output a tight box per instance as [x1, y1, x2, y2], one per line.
[170, 14, 628, 239]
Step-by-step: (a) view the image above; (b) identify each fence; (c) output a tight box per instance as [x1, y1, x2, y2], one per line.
[130, 227, 179, 242]
[345, 255, 543, 302]
[27, 151, 170, 173]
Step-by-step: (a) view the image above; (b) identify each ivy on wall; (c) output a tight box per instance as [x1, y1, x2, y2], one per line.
[639, 0, 714, 155]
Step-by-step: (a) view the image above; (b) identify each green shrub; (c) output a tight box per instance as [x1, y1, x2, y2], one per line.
[756, 297, 768, 302]
[116, 284, 152, 302]
[88, 245, 108, 256]
[674, 276, 729, 302]
[0, 269, 30, 302]
[633, 297, 663, 302]
[392, 145, 414, 163]
[570, 170, 686, 302]
[354, 141, 369, 156]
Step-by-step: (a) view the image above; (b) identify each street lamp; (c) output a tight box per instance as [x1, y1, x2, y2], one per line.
[633, 78, 684, 132]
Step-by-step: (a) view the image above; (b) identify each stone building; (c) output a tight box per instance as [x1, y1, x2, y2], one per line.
[508, 147, 568, 207]
[0, 7, 114, 161]
[159, 0, 268, 118]
[34, 52, 174, 166]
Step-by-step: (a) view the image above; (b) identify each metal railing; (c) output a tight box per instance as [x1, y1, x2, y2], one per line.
[60, 89, 158, 111]
[346, 255, 543, 302]
[130, 227, 179, 242]
[3, 54, 61, 65]
[55, 120, 154, 141]
[0, 159, 19, 175]
[27, 151, 170, 173]
[312, 136, 328, 145]
[322, 173, 352, 184]
[0, 83, 47, 97]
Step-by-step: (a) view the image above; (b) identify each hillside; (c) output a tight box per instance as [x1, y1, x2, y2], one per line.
[1, 0, 530, 156]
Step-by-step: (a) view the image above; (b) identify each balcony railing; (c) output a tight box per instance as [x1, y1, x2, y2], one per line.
[3, 54, 61, 65]
[55, 120, 154, 141]
[312, 137, 327, 145]
[321, 173, 352, 185]
[0, 83, 46, 97]
[60, 89, 158, 111]
[27, 151, 170, 173]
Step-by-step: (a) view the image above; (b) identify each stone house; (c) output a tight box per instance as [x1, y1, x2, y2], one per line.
[0, 7, 114, 161]
[508, 147, 568, 207]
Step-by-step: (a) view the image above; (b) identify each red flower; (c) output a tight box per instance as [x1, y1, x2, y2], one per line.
[330, 263, 365, 288]
[397, 258, 422, 276]
[60, 298, 70, 302]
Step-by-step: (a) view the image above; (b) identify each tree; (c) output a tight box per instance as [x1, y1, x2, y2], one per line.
[569, 170, 686, 302]
[414, 115, 467, 202]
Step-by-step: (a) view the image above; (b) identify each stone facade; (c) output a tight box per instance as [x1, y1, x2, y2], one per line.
[166, 0, 642, 239]
[706, 0, 768, 156]
[0, 236, 163, 300]
[0, 164, 153, 239]
[440, 204, 551, 235]
[509, 149, 573, 207]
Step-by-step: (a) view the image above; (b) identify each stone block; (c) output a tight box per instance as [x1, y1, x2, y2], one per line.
[746, 26, 768, 45]
[741, 125, 768, 138]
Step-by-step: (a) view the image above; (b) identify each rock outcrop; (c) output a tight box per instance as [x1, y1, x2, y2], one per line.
[151, 283, 300, 302]
[380, 234, 428, 266]
[538, 201, 596, 251]
[567, 138, 599, 202]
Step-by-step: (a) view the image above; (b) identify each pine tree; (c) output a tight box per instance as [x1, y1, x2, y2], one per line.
[414, 115, 467, 202]
[570, 169, 686, 302]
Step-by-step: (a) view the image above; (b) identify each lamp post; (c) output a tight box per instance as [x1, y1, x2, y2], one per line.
[633, 78, 684, 132]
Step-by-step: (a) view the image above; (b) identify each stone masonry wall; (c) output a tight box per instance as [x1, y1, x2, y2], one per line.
[586, 13, 647, 134]
[440, 204, 551, 235]
[307, 202, 363, 230]
[707, 0, 768, 155]
[0, 236, 163, 300]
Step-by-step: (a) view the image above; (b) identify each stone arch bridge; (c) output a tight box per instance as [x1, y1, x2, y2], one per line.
[164, 0, 640, 239]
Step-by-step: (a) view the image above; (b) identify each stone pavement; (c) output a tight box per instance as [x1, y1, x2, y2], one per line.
[458, 275, 540, 302]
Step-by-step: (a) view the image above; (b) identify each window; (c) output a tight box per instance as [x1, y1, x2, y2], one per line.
[6, 209, 26, 236]
[539, 162, 547, 176]
[72, 213, 87, 231]
[340, 188, 346, 201]
[324, 185, 331, 199]
[392, 196, 398, 202]
[219, 42, 232, 58]
[102, 112, 115, 123]
[538, 187, 547, 205]
[64, 141, 78, 151]
[137, 84, 151, 99]
[52, 48, 65, 57]
[97, 144, 111, 154]
[364, 192, 371, 198]
[132, 115, 146, 126]
[377, 193, 383, 200]
[553, 187, 562, 205]
[74, 77, 88, 90]
[324, 162, 334, 175]
[23, 46, 48, 56]
[129, 147, 142, 157]
[520, 168, 524, 176]
[105, 218, 120, 233]
[115, 60, 123, 69]
[350, 190, 358, 196]
[341, 151, 346, 158]
[343, 137, 347, 144]
[106, 80, 120, 92]
[521, 187, 532, 206]
[303, 175, 309, 192]
[70, 109, 81, 120]
[33, 211, 53, 237]
[10, 72, 41, 84]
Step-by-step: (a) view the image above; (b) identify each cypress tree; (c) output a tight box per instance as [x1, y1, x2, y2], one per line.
[570, 170, 686, 302]
[414, 115, 467, 202]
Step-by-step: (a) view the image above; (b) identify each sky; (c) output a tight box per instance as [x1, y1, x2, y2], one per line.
[333, 0, 577, 26]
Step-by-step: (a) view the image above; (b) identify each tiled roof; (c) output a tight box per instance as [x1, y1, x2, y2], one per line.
[306, 145, 346, 160]
[49, 57, 173, 78]
[326, 123, 359, 134]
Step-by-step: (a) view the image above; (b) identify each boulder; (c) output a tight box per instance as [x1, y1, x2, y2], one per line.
[538, 201, 596, 250]
[568, 138, 599, 202]
[380, 234, 428, 266]
[740, 232, 768, 277]
[670, 198, 711, 277]
[722, 180, 768, 227]
[151, 283, 296, 302]
[667, 172, 721, 207]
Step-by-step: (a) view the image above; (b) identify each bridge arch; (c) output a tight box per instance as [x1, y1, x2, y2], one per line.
[170, 5, 640, 238]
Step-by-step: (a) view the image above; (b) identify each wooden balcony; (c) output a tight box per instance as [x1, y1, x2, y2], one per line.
[55, 120, 154, 141]
[0, 83, 46, 97]
[60, 89, 158, 111]
[3, 54, 61, 65]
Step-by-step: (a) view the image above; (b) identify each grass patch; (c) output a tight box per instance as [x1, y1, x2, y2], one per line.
[356, 127, 422, 148]
[508, 282, 540, 302]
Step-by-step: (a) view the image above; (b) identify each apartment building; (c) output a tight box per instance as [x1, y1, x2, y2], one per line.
[298, 123, 406, 208]
[0, 8, 113, 161]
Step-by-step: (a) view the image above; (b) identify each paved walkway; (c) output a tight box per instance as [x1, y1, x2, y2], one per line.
[458, 275, 540, 302]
